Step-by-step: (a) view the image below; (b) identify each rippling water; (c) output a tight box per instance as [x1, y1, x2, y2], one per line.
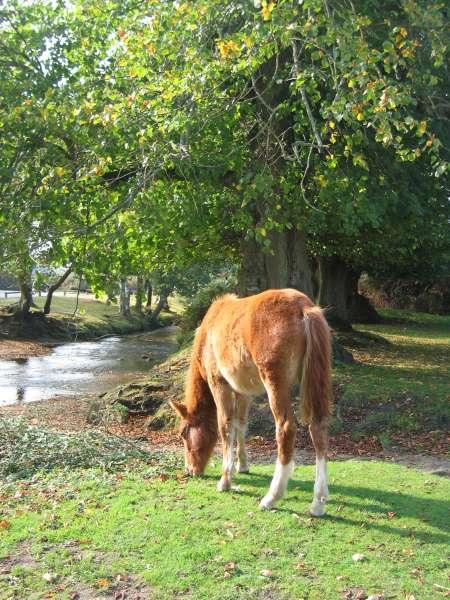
[0, 326, 179, 406]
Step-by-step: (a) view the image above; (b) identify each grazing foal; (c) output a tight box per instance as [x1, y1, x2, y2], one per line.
[170, 288, 332, 516]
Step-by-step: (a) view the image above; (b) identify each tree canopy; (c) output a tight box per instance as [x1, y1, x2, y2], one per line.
[0, 0, 448, 320]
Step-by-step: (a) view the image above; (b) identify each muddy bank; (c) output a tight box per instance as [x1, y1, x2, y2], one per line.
[0, 339, 52, 361]
[1, 394, 448, 477]
[0, 309, 172, 361]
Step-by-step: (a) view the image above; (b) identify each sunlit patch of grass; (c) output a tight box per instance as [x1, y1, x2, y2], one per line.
[0, 460, 448, 600]
[333, 310, 450, 440]
[335, 310, 449, 399]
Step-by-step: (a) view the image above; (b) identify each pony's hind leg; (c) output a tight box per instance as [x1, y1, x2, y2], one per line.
[309, 418, 329, 517]
[259, 379, 296, 510]
[209, 376, 236, 492]
[234, 394, 251, 473]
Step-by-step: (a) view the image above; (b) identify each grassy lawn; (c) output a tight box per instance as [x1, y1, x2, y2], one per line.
[1, 458, 448, 600]
[332, 310, 450, 447]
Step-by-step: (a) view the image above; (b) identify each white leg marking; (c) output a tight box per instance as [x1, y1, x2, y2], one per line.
[310, 457, 329, 517]
[260, 460, 295, 510]
[236, 422, 249, 473]
[217, 425, 236, 492]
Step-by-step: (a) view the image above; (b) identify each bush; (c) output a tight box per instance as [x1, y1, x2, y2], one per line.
[181, 278, 236, 331]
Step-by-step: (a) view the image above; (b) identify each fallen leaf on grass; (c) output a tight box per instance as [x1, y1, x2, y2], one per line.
[342, 587, 367, 600]
[352, 553, 365, 562]
[387, 511, 397, 519]
[96, 578, 110, 589]
[0, 520, 10, 529]
[260, 569, 274, 578]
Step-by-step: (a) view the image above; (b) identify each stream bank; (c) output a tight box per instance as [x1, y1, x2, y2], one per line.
[0, 326, 180, 406]
[0, 306, 174, 361]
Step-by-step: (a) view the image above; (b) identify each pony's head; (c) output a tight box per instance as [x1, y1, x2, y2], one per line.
[170, 400, 217, 475]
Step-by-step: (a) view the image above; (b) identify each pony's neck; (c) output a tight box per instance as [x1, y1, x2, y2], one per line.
[185, 359, 216, 423]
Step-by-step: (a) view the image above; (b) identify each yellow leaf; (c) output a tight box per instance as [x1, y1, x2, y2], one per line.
[55, 167, 65, 177]
[418, 120, 427, 135]
[328, 121, 335, 129]
[261, 1, 275, 21]
[356, 112, 364, 121]
[216, 39, 241, 60]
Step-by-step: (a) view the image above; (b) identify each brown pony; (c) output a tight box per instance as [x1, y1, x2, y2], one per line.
[170, 288, 332, 516]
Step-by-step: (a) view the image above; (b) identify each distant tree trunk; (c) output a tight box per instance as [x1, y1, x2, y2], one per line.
[135, 276, 144, 314]
[150, 293, 168, 322]
[237, 229, 314, 299]
[17, 272, 34, 317]
[43, 266, 73, 315]
[145, 279, 153, 309]
[119, 278, 131, 315]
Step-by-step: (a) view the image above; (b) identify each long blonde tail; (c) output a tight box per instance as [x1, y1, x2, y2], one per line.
[300, 306, 333, 424]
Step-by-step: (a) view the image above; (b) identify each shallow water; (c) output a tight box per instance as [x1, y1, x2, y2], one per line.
[0, 326, 179, 406]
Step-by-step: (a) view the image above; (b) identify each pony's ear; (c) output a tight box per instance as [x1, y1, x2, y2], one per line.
[169, 400, 189, 420]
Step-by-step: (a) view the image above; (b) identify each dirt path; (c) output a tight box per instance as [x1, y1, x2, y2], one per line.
[1, 395, 448, 477]
[0, 339, 52, 360]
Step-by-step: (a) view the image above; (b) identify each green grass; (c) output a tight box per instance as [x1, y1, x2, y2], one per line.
[333, 310, 450, 439]
[0, 458, 448, 600]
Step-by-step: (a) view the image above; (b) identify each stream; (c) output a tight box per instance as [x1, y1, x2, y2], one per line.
[0, 326, 179, 406]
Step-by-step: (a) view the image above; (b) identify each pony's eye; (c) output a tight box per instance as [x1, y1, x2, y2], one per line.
[180, 424, 189, 439]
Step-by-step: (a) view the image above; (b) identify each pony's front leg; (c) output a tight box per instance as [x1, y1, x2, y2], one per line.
[209, 377, 235, 492]
[309, 418, 329, 517]
[235, 394, 251, 473]
[260, 382, 296, 509]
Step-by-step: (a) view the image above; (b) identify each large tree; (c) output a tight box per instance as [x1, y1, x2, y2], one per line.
[1, 0, 448, 325]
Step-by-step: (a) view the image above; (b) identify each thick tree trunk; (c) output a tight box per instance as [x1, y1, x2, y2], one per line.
[145, 279, 153, 309]
[317, 257, 355, 330]
[43, 266, 73, 315]
[237, 229, 314, 299]
[119, 278, 131, 315]
[135, 276, 144, 314]
[348, 290, 382, 324]
[316, 258, 380, 328]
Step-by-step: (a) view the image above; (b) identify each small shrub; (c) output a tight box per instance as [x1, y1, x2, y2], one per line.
[181, 278, 236, 331]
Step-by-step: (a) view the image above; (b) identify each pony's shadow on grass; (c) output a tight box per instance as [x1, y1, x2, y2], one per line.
[214, 472, 449, 545]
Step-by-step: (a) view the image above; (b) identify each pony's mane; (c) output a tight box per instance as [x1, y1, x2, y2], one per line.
[185, 327, 216, 425]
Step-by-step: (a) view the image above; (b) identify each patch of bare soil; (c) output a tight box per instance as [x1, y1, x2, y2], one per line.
[1, 395, 448, 476]
[0, 339, 52, 360]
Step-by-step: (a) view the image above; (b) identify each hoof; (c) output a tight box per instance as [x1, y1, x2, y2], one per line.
[259, 494, 276, 510]
[237, 466, 250, 474]
[217, 478, 231, 492]
[309, 501, 326, 517]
